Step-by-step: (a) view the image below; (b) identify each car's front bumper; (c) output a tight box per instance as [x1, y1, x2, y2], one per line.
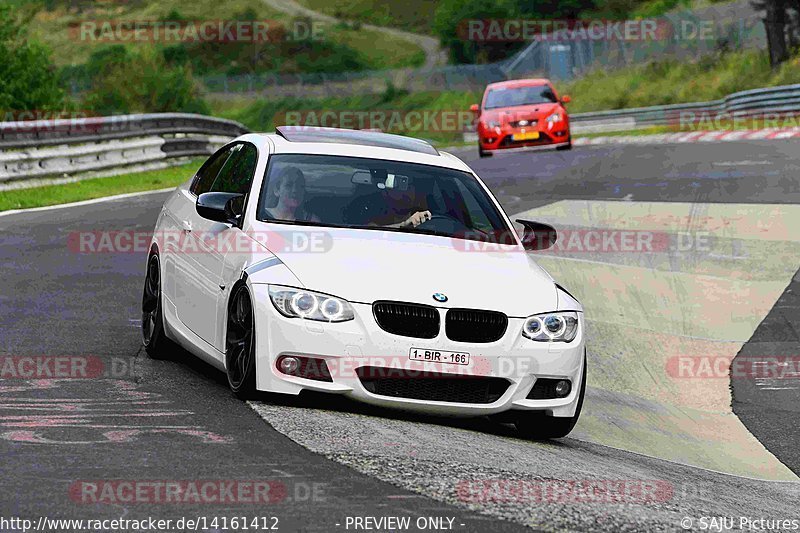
[478, 123, 570, 153]
[250, 284, 585, 417]
[482, 142, 571, 155]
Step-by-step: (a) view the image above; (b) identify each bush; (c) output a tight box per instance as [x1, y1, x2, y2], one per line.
[83, 47, 209, 115]
[379, 82, 409, 103]
[0, 5, 64, 111]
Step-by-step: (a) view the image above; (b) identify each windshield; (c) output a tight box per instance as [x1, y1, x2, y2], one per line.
[257, 154, 513, 242]
[484, 85, 558, 109]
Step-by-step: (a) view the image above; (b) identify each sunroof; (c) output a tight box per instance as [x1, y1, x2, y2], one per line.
[275, 126, 439, 156]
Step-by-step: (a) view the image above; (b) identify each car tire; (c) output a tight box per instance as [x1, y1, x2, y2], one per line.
[478, 144, 491, 158]
[225, 284, 258, 400]
[515, 353, 586, 439]
[141, 253, 176, 359]
[556, 138, 572, 151]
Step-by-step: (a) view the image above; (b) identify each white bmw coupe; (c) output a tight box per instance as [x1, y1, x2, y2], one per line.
[142, 127, 586, 438]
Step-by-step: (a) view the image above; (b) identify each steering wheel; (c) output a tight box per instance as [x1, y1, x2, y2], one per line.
[416, 213, 472, 233]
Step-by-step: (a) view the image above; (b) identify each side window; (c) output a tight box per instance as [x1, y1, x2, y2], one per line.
[191, 145, 235, 196]
[209, 143, 258, 194]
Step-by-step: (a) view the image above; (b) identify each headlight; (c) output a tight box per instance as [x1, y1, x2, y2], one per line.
[483, 120, 501, 129]
[268, 285, 355, 322]
[545, 112, 562, 123]
[522, 311, 578, 342]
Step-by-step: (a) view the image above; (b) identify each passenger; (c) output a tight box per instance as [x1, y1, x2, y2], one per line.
[263, 167, 320, 222]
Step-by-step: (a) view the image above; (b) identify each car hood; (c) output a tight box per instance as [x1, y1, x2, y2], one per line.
[482, 102, 562, 124]
[263, 226, 558, 317]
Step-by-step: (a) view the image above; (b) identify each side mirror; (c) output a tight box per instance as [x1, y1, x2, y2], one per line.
[516, 219, 557, 251]
[561, 95, 571, 104]
[470, 104, 480, 114]
[196, 192, 244, 225]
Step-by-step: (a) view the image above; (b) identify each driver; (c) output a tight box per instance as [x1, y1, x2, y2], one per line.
[368, 174, 431, 228]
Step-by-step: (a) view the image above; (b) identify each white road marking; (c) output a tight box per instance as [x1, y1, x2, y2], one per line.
[0, 187, 175, 219]
[713, 160, 772, 166]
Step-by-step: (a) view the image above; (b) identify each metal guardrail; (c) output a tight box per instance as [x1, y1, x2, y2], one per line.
[0, 113, 249, 185]
[569, 83, 800, 133]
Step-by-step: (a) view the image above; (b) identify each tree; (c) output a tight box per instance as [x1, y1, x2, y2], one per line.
[0, 5, 64, 112]
[433, 0, 597, 64]
[433, 0, 525, 64]
[754, 0, 800, 67]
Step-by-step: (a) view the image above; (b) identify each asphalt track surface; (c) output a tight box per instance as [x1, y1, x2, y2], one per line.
[1, 140, 799, 532]
[732, 265, 800, 476]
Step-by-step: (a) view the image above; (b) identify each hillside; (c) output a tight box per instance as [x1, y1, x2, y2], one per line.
[22, 0, 425, 75]
[294, 0, 439, 34]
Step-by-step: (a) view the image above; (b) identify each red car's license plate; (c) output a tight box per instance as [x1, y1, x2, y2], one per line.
[512, 131, 540, 141]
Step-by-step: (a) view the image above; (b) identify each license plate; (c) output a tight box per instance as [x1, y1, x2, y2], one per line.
[409, 348, 470, 366]
[512, 131, 540, 141]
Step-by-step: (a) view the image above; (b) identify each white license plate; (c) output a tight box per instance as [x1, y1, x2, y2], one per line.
[409, 348, 470, 366]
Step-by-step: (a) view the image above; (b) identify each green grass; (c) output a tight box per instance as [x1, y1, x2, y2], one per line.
[294, 0, 438, 34]
[326, 23, 426, 70]
[577, 125, 674, 138]
[213, 88, 483, 145]
[561, 50, 800, 113]
[24, 0, 425, 74]
[0, 160, 202, 212]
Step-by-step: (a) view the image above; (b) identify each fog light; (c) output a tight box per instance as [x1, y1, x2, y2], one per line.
[555, 380, 571, 397]
[278, 356, 299, 374]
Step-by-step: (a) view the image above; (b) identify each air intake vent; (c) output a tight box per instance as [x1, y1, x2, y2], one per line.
[446, 308, 508, 343]
[357, 367, 509, 404]
[373, 301, 440, 339]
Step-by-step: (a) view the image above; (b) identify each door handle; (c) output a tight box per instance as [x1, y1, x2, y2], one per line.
[180, 220, 193, 233]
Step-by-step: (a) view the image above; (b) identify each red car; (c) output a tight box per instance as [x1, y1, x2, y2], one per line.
[471, 78, 572, 157]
